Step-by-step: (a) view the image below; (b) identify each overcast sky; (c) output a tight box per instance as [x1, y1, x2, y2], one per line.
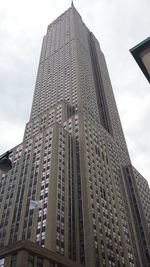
[0, 0, 150, 185]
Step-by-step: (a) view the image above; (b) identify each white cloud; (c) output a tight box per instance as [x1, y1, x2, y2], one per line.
[0, 120, 24, 153]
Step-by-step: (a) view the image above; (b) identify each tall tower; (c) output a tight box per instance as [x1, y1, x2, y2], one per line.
[0, 4, 150, 267]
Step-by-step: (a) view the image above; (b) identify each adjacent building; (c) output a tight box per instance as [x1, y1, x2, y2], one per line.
[0, 4, 150, 267]
[130, 37, 150, 83]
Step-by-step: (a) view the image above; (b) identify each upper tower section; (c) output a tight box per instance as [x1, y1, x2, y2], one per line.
[28, 4, 128, 151]
[30, 6, 77, 120]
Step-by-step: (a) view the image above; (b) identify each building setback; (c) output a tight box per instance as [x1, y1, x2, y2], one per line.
[0, 3, 150, 267]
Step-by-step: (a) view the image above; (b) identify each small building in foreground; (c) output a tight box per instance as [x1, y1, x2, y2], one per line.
[0, 240, 84, 267]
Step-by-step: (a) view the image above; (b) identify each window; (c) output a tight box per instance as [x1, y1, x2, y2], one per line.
[11, 254, 17, 267]
[28, 254, 34, 267]
[37, 257, 43, 267]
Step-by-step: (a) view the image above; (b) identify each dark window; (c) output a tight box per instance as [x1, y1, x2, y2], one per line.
[10, 254, 17, 267]
[37, 257, 43, 267]
[28, 254, 34, 267]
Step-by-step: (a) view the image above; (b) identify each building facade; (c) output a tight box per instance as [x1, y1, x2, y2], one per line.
[0, 4, 150, 267]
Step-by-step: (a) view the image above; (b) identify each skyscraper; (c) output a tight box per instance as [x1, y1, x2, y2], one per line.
[0, 3, 150, 267]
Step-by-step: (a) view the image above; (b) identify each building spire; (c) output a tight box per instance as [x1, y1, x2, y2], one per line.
[71, 0, 74, 7]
